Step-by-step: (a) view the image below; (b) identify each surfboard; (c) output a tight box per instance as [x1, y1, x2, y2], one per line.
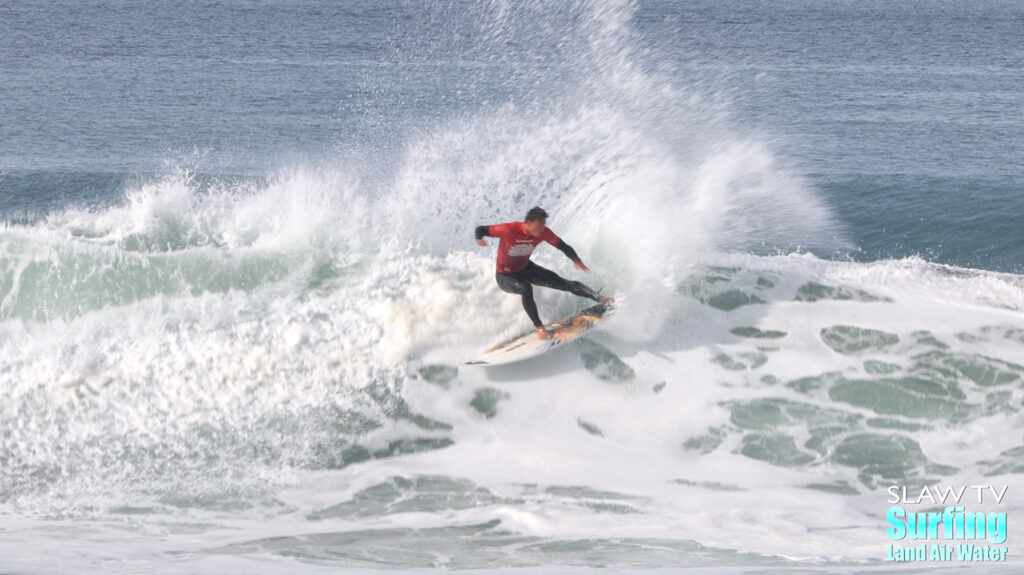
[465, 302, 614, 366]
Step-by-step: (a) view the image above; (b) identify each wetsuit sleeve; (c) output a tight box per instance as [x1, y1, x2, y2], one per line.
[554, 240, 582, 264]
[474, 225, 491, 240]
[541, 227, 579, 263]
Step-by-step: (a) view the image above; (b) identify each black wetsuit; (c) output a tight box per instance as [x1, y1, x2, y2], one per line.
[476, 224, 602, 327]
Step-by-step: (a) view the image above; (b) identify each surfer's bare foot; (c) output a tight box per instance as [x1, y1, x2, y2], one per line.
[536, 326, 552, 340]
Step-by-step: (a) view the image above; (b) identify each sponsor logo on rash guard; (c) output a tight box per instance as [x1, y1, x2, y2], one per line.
[507, 243, 537, 257]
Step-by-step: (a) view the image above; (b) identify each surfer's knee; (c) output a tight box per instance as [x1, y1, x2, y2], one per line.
[520, 284, 535, 301]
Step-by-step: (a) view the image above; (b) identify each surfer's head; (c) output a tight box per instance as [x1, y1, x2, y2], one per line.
[523, 206, 548, 237]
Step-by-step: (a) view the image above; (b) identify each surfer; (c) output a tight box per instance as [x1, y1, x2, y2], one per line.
[476, 207, 612, 340]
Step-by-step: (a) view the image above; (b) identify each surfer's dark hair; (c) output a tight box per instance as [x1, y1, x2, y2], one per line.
[525, 207, 548, 221]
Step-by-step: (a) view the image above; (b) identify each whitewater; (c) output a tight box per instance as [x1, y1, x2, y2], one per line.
[2, 0, 1023, 572]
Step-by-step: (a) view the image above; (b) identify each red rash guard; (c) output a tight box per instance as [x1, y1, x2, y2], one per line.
[486, 222, 562, 273]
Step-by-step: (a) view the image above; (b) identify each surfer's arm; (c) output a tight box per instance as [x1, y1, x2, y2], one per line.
[475, 225, 492, 246]
[554, 240, 580, 263]
[554, 240, 590, 272]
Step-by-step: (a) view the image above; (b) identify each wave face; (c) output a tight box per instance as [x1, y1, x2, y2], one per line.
[1, 0, 1023, 573]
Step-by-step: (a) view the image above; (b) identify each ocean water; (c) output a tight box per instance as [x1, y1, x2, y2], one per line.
[1, 1, 1023, 573]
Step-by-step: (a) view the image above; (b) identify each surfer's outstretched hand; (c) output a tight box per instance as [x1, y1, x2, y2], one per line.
[476, 239, 487, 247]
[574, 261, 590, 272]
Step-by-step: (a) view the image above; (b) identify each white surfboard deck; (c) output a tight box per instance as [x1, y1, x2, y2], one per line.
[465, 302, 614, 366]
